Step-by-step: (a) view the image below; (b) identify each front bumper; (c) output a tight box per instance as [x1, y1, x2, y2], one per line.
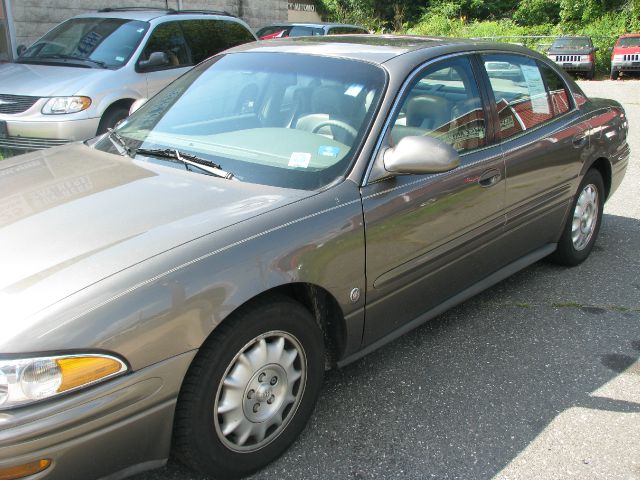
[0, 351, 196, 480]
[551, 60, 593, 73]
[611, 61, 640, 73]
[0, 117, 100, 151]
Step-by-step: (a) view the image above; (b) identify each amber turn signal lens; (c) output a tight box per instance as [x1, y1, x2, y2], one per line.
[0, 459, 51, 480]
[57, 357, 124, 393]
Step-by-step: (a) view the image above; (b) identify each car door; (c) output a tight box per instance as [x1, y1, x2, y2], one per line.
[480, 53, 591, 262]
[360, 55, 507, 346]
[138, 21, 192, 98]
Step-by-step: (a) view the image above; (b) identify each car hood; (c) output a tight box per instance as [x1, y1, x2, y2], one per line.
[0, 62, 111, 97]
[613, 46, 640, 55]
[0, 143, 310, 323]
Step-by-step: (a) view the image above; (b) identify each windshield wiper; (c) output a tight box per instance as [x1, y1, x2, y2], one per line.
[107, 128, 133, 157]
[24, 54, 108, 68]
[135, 148, 234, 179]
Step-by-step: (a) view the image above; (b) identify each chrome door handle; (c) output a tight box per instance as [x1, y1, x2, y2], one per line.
[573, 135, 588, 148]
[478, 169, 502, 187]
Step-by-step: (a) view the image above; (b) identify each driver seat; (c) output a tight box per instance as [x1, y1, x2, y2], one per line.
[295, 86, 354, 144]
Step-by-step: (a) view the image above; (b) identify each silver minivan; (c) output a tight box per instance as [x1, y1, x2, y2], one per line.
[0, 8, 256, 152]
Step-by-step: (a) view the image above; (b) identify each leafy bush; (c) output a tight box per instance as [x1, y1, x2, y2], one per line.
[514, 0, 561, 26]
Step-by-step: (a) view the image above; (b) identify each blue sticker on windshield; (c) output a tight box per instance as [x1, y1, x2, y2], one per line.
[318, 146, 340, 158]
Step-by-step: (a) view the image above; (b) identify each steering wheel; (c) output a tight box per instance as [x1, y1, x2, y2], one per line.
[310, 120, 358, 142]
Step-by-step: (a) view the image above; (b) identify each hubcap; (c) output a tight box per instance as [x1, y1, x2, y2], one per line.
[572, 184, 599, 251]
[214, 331, 306, 452]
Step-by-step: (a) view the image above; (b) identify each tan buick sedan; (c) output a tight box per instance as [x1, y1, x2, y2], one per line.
[0, 36, 629, 480]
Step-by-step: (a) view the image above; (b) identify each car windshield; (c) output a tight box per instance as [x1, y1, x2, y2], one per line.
[551, 38, 592, 50]
[617, 37, 640, 47]
[18, 17, 149, 69]
[95, 52, 386, 190]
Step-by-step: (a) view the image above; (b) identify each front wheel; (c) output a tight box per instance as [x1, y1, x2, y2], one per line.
[610, 69, 619, 80]
[551, 169, 604, 266]
[173, 296, 325, 479]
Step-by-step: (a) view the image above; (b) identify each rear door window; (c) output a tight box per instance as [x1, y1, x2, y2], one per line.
[180, 20, 255, 64]
[537, 61, 572, 116]
[482, 54, 558, 140]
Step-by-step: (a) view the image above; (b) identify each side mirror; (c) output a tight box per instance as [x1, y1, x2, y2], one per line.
[608, 46, 614, 52]
[16, 44, 27, 56]
[593, 46, 599, 52]
[129, 98, 147, 116]
[383, 136, 460, 175]
[138, 51, 170, 71]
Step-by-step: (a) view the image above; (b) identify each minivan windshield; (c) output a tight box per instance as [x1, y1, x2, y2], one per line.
[96, 52, 386, 190]
[18, 18, 149, 69]
[551, 37, 592, 50]
[617, 37, 640, 47]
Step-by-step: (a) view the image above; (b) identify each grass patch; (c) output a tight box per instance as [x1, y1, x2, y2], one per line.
[552, 301, 582, 309]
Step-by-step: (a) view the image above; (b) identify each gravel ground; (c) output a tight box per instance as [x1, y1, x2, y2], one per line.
[134, 79, 640, 480]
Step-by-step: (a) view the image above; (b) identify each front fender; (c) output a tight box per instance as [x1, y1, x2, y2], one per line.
[10, 181, 366, 370]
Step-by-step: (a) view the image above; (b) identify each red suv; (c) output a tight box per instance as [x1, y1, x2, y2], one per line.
[610, 34, 640, 79]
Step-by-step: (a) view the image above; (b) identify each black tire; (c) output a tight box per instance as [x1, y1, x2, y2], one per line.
[96, 105, 130, 135]
[586, 66, 595, 80]
[551, 169, 605, 266]
[173, 295, 325, 479]
[610, 70, 619, 80]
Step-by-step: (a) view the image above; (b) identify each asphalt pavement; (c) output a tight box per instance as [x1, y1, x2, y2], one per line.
[134, 79, 640, 480]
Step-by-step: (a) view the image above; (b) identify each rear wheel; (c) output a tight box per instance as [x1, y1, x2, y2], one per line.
[173, 296, 325, 479]
[551, 169, 604, 266]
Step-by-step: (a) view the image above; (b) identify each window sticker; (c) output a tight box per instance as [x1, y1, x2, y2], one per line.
[520, 64, 550, 115]
[345, 84, 364, 97]
[288, 152, 311, 168]
[115, 56, 125, 62]
[318, 145, 340, 158]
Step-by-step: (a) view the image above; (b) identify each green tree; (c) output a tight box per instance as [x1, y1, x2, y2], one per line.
[513, 0, 561, 25]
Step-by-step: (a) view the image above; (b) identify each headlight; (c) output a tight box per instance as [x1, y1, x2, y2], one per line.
[41, 96, 92, 115]
[613, 54, 624, 62]
[0, 354, 127, 410]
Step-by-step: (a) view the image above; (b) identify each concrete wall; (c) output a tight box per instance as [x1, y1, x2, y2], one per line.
[9, 0, 287, 48]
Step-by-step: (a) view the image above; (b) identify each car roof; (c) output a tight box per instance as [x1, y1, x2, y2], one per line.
[73, 8, 237, 22]
[259, 22, 366, 29]
[619, 33, 640, 37]
[228, 35, 531, 65]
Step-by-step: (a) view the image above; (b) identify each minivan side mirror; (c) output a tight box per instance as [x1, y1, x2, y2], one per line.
[129, 98, 147, 116]
[16, 44, 27, 56]
[138, 51, 170, 71]
[383, 136, 460, 175]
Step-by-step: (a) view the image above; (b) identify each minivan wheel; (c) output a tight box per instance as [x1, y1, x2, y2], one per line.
[97, 106, 130, 134]
[551, 169, 604, 266]
[173, 296, 325, 479]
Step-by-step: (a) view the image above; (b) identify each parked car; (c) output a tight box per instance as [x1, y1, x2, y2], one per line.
[256, 22, 368, 39]
[0, 36, 629, 480]
[610, 33, 640, 79]
[547, 36, 598, 79]
[0, 8, 256, 152]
